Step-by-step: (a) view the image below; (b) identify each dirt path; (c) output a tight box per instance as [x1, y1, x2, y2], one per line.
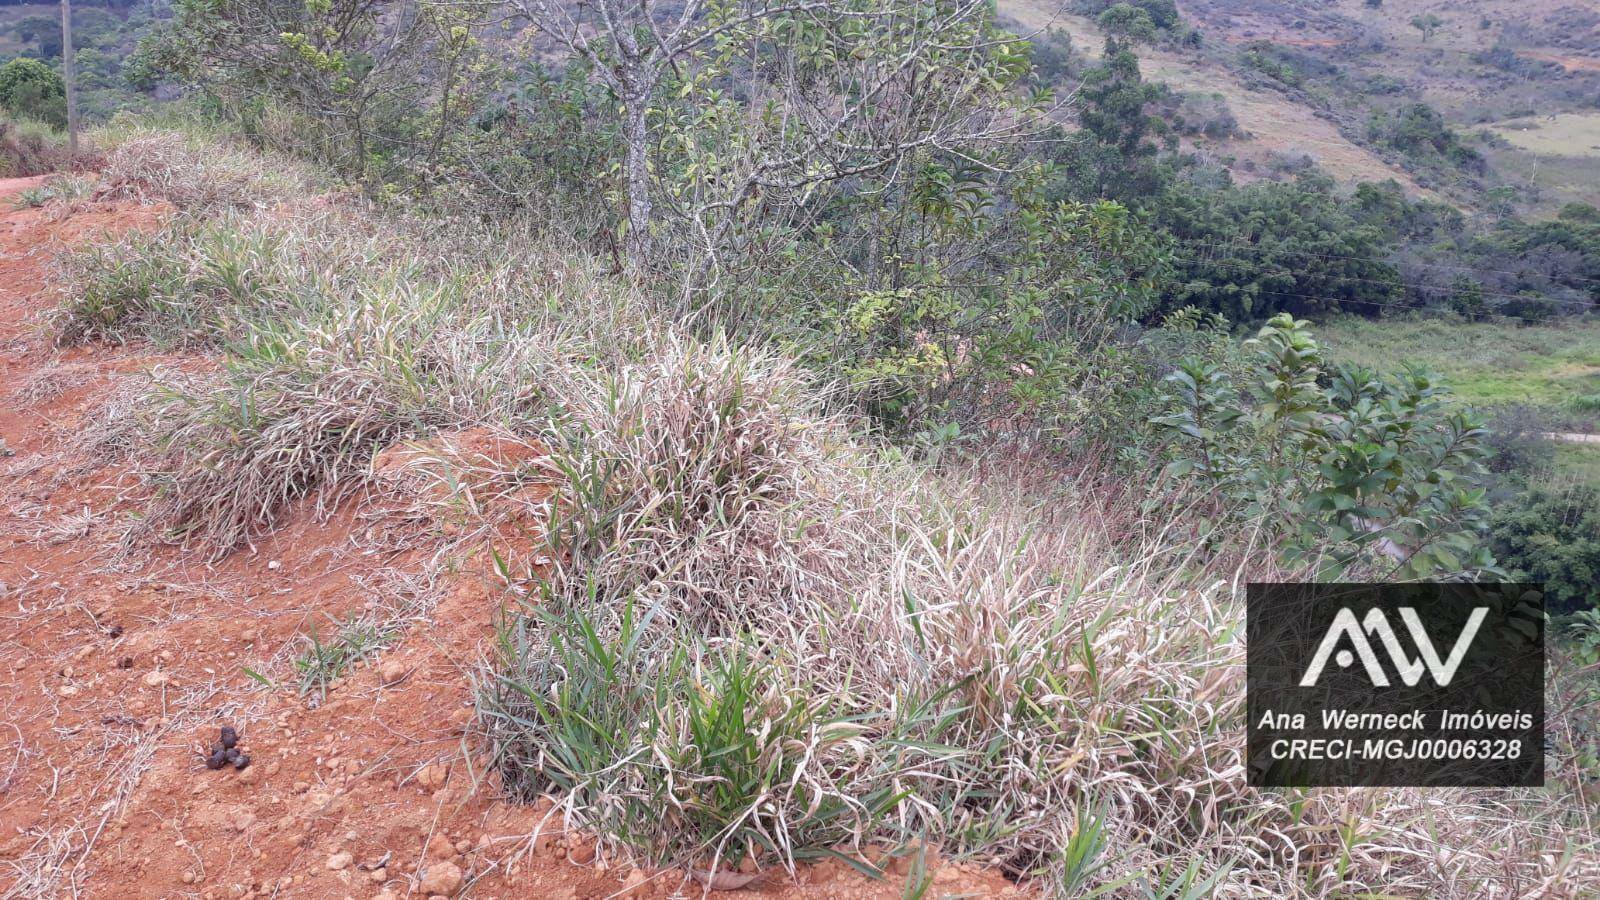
[0, 178, 1022, 899]
[1545, 432, 1600, 444]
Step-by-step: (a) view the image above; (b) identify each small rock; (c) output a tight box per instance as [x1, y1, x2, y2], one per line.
[417, 861, 463, 896]
[378, 660, 409, 686]
[143, 670, 169, 687]
[568, 841, 596, 865]
[415, 762, 449, 792]
[325, 851, 352, 871]
[266, 559, 281, 571]
[621, 868, 649, 897]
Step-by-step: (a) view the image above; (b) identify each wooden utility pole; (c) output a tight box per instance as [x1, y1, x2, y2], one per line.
[60, 0, 77, 158]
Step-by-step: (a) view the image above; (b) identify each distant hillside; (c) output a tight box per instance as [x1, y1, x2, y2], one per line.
[1001, 0, 1600, 215]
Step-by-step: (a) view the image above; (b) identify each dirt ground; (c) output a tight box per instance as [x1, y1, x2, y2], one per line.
[0, 176, 1026, 899]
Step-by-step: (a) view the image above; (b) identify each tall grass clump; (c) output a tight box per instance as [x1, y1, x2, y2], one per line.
[93, 127, 324, 210]
[79, 141, 649, 554]
[56, 211, 376, 347]
[0, 116, 77, 177]
[13, 173, 94, 209]
[478, 333, 1600, 895]
[477, 333, 1233, 881]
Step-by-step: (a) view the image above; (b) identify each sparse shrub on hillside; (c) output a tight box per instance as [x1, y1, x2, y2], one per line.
[1025, 28, 1080, 86]
[1240, 41, 1303, 88]
[1366, 103, 1487, 179]
[1153, 314, 1498, 579]
[1098, 3, 1160, 43]
[1410, 13, 1444, 43]
[1479, 404, 1557, 477]
[1167, 92, 1240, 139]
[1560, 202, 1600, 224]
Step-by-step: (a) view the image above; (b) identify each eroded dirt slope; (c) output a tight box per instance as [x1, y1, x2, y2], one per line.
[0, 178, 1024, 899]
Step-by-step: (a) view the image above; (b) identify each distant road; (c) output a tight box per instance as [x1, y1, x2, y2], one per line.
[1546, 433, 1600, 444]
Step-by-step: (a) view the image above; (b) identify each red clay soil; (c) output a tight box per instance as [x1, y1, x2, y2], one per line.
[0, 177, 1026, 899]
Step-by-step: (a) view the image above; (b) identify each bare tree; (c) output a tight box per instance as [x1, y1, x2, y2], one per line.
[510, 0, 1051, 277]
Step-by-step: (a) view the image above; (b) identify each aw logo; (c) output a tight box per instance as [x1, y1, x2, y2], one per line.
[1247, 583, 1544, 787]
[1298, 606, 1488, 688]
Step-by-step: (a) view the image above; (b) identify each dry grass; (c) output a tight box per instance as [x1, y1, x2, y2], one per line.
[51, 125, 1600, 896]
[93, 128, 323, 210]
[0, 117, 84, 179]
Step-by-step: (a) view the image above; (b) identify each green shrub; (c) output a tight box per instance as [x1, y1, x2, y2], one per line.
[1489, 484, 1600, 615]
[1366, 103, 1487, 177]
[0, 59, 66, 128]
[1152, 313, 1498, 579]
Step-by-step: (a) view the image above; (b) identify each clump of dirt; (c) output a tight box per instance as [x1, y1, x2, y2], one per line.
[203, 725, 250, 771]
[0, 176, 1028, 898]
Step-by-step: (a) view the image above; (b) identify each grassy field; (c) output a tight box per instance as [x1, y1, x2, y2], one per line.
[1320, 316, 1600, 484]
[1552, 442, 1600, 486]
[1318, 316, 1600, 409]
[1479, 113, 1600, 213]
[1484, 113, 1600, 157]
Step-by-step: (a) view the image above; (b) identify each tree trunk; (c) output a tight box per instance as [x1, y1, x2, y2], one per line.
[622, 93, 652, 272]
[60, 0, 77, 159]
